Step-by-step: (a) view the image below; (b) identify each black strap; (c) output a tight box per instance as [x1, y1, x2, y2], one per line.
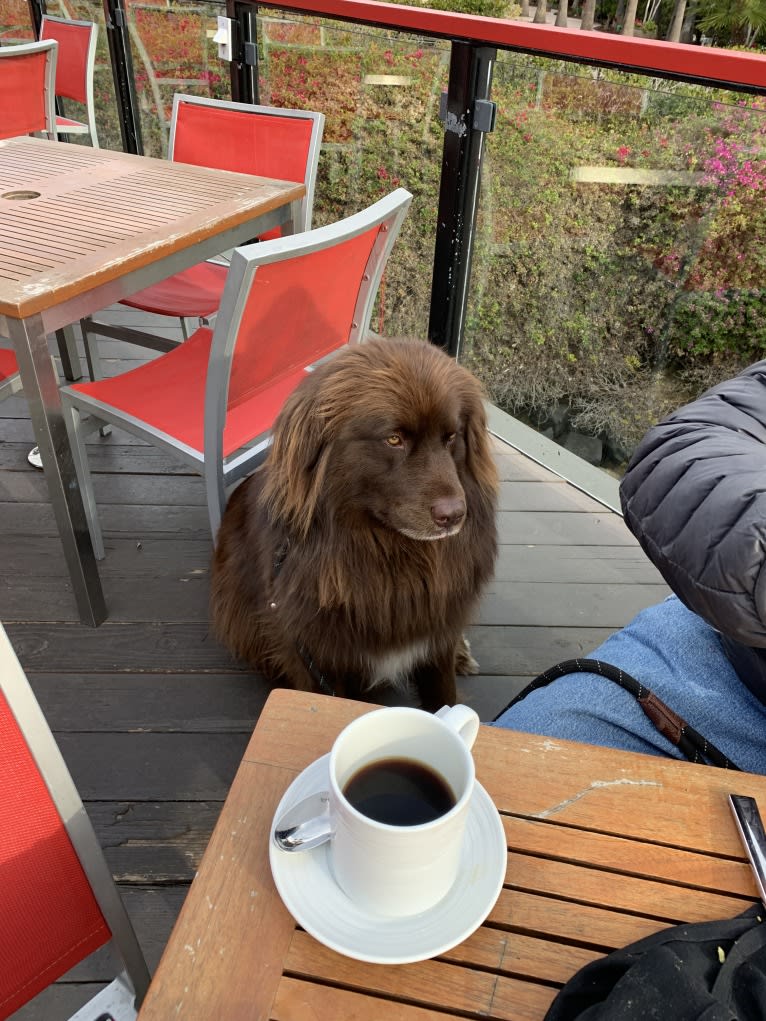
[494, 658, 742, 771]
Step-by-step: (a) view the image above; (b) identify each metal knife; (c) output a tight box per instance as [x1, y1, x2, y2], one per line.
[728, 793, 766, 907]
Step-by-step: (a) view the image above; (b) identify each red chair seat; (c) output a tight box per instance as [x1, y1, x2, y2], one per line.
[55, 114, 86, 129]
[69, 328, 308, 457]
[0, 349, 19, 382]
[120, 262, 229, 319]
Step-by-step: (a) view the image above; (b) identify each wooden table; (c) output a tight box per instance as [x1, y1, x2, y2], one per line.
[0, 136, 304, 626]
[137, 689, 765, 1021]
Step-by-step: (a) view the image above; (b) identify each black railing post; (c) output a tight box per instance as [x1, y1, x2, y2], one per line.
[102, 0, 143, 153]
[26, 0, 44, 35]
[428, 43, 496, 359]
[229, 0, 259, 104]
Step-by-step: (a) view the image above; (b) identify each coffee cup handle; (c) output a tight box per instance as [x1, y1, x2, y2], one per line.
[435, 704, 480, 750]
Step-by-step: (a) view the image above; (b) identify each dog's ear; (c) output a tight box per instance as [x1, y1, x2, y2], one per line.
[462, 381, 499, 501]
[261, 375, 330, 538]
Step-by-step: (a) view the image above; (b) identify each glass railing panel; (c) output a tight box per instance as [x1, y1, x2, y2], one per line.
[462, 53, 766, 475]
[125, 0, 231, 157]
[0, 0, 33, 40]
[0, 0, 34, 40]
[257, 10, 447, 338]
[40, 0, 762, 488]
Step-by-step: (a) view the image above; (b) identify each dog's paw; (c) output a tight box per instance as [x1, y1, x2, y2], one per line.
[456, 635, 480, 676]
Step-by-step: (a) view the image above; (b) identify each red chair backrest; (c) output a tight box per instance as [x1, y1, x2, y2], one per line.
[227, 224, 383, 411]
[40, 17, 92, 104]
[0, 689, 110, 1019]
[173, 101, 316, 243]
[0, 46, 52, 139]
[172, 100, 315, 185]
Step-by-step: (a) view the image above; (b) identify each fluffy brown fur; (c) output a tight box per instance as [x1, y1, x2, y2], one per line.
[210, 337, 498, 711]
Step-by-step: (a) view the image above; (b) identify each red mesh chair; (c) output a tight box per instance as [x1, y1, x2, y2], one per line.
[0, 621, 150, 1020]
[62, 188, 412, 559]
[80, 93, 325, 363]
[0, 348, 22, 401]
[0, 39, 57, 140]
[40, 14, 99, 146]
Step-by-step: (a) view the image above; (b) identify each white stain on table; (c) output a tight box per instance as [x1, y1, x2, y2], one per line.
[534, 777, 662, 818]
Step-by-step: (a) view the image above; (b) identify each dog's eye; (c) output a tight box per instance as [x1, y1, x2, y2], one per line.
[445, 432, 457, 447]
[386, 434, 404, 447]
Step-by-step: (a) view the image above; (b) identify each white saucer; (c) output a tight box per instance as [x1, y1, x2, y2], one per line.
[269, 753, 507, 965]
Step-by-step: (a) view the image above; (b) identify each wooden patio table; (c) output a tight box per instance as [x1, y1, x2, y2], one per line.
[0, 136, 304, 627]
[137, 687, 766, 1021]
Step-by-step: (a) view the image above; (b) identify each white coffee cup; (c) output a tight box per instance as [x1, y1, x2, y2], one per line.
[318, 703, 480, 917]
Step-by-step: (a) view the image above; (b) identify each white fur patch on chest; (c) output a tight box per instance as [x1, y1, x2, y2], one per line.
[366, 640, 431, 691]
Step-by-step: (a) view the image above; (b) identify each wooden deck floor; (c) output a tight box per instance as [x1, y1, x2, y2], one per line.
[1, 314, 668, 1019]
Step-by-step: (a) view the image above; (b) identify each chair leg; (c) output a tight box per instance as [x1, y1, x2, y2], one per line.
[80, 317, 112, 438]
[180, 317, 190, 341]
[204, 463, 226, 547]
[64, 402, 106, 561]
[80, 316, 103, 381]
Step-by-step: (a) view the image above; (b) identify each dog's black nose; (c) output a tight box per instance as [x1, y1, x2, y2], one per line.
[431, 496, 466, 529]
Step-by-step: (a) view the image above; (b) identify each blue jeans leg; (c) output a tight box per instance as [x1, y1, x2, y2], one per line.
[492, 596, 766, 775]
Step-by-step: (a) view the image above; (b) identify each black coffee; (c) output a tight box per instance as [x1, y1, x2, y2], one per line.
[343, 756, 456, 826]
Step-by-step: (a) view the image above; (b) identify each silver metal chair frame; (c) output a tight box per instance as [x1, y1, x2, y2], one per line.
[0, 622, 151, 1019]
[0, 39, 58, 140]
[80, 94, 325, 356]
[41, 14, 100, 147]
[62, 188, 412, 557]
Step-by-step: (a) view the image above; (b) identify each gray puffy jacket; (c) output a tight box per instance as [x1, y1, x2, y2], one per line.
[620, 360, 766, 704]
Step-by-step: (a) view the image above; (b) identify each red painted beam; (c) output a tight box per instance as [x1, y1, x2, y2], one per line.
[255, 0, 766, 91]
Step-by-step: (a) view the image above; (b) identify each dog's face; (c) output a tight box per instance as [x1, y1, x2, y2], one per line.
[262, 338, 498, 541]
[327, 373, 469, 540]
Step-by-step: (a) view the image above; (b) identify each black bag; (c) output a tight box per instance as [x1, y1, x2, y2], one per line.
[494, 657, 743, 771]
[544, 905, 766, 1021]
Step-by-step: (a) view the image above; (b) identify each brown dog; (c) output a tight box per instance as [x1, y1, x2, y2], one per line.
[210, 337, 498, 711]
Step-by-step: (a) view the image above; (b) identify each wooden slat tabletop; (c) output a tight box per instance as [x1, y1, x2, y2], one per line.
[0, 136, 305, 318]
[137, 689, 764, 1021]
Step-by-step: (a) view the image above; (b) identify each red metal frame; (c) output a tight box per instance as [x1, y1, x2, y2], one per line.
[251, 0, 766, 91]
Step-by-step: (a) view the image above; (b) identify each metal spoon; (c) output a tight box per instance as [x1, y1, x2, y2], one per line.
[273, 790, 334, 852]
